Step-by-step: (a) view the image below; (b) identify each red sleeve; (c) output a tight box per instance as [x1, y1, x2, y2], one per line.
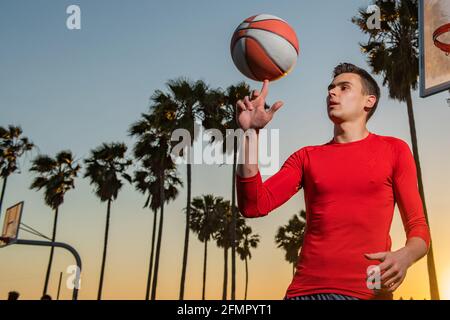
[392, 140, 431, 250]
[236, 148, 305, 218]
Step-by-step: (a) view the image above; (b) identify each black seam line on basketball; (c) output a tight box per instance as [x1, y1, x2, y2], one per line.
[234, 27, 299, 55]
[245, 35, 284, 75]
[239, 35, 287, 74]
[236, 27, 298, 55]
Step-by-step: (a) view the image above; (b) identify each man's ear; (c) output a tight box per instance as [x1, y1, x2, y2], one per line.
[364, 95, 377, 112]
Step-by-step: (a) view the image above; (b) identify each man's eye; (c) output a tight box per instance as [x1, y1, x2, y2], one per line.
[341, 86, 348, 90]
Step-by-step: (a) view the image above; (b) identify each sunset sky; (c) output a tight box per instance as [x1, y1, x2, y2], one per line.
[1, 0, 450, 300]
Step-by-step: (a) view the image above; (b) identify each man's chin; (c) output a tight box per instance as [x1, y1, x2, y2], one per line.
[328, 113, 345, 124]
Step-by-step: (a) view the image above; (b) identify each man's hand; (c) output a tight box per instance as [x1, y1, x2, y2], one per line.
[235, 80, 284, 131]
[365, 248, 413, 293]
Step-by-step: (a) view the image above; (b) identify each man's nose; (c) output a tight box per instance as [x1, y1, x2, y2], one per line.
[328, 89, 337, 99]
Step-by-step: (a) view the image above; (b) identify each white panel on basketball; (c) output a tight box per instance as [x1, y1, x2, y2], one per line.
[231, 38, 256, 80]
[252, 14, 286, 22]
[244, 29, 297, 73]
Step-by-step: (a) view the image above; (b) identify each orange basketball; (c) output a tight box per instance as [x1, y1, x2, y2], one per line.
[230, 14, 299, 82]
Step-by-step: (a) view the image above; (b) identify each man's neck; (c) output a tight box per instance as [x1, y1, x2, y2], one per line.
[333, 122, 370, 144]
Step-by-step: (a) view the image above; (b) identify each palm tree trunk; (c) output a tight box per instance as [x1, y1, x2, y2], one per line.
[0, 176, 8, 219]
[244, 257, 248, 300]
[406, 90, 440, 300]
[231, 142, 237, 300]
[145, 208, 158, 300]
[179, 162, 191, 300]
[202, 239, 208, 300]
[42, 207, 59, 296]
[151, 173, 165, 300]
[97, 199, 112, 300]
[222, 245, 228, 300]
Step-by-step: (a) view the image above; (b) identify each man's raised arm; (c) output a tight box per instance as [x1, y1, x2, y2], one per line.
[234, 80, 303, 218]
[235, 80, 283, 178]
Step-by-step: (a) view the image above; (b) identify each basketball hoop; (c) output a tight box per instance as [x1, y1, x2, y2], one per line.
[1, 202, 23, 247]
[433, 23, 450, 55]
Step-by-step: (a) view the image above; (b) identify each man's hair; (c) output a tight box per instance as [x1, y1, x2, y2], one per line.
[333, 63, 380, 121]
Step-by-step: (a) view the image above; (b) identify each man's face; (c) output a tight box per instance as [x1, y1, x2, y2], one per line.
[326, 73, 371, 124]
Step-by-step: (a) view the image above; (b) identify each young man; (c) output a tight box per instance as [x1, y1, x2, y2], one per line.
[235, 63, 430, 300]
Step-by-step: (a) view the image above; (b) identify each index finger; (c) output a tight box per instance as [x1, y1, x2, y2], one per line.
[260, 79, 269, 99]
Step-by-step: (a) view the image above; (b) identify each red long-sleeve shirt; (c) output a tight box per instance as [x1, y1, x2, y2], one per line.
[236, 132, 431, 300]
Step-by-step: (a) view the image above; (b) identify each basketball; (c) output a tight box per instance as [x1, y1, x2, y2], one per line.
[230, 14, 299, 82]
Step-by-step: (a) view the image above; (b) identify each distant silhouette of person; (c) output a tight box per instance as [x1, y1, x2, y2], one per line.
[40, 294, 52, 300]
[8, 291, 20, 300]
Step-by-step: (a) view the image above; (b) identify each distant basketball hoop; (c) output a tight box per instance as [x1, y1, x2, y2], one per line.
[0, 201, 82, 299]
[433, 23, 450, 55]
[0, 202, 23, 247]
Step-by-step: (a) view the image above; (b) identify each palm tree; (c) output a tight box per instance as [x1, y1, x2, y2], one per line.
[203, 83, 251, 300]
[275, 210, 306, 277]
[29, 151, 80, 296]
[352, 0, 439, 299]
[214, 200, 232, 300]
[0, 125, 34, 217]
[236, 223, 260, 300]
[133, 166, 159, 300]
[214, 201, 246, 300]
[189, 194, 222, 300]
[153, 162, 181, 300]
[224, 83, 250, 300]
[84, 142, 132, 300]
[155, 78, 210, 300]
[130, 105, 182, 300]
[133, 157, 182, 300]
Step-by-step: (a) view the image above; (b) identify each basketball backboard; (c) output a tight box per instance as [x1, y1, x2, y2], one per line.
[0, 202, 24, 247]
[419, 0, 450, 97]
